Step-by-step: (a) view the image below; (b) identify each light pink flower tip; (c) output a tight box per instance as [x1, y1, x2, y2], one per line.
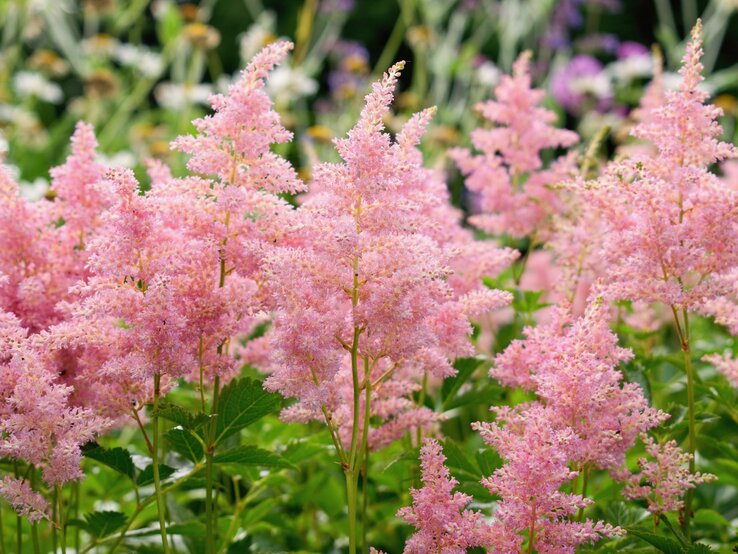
[680, 20, 704, 93]
[0, 477, 49, 523]
[398, 438, 490, 553]
[623, 434, 716, 515]
[397, 107, 437, 149]
[243, 40, 294, 87]
[358, 61, 406, 132]
[703, 353, 738, 388]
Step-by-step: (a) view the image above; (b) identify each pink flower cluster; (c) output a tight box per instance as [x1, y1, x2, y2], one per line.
[451, 51, 579, 239]
[398, 439, 493, 553]
[261, 62, 513, 449]
[623, 435, 716, 515]
[570, 21, 738, 310]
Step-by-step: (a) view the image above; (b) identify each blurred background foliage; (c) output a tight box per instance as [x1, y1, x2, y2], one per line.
[2, 1, 738, 552]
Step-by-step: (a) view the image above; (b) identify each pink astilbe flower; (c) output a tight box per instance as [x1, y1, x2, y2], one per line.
[0, 124, 111, 334]
[492, 300, 668, 471]
[172, 40, 303, 194]
[262, 62, 511, 451]
[0, 477, 49, 523]
[397, 439, 492, 554]
[622, 435, 716, 515]
[703, 352, 738, 388]
[0, 316, 107, 487]
[473, 405, 622, 553]
[571, 22, 738, 310]
[45, 42, 303, 420]
[450, 51, 578, 239]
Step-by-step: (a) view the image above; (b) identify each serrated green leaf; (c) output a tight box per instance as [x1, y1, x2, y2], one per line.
[626, 528, 683, 554]
[213, 445, 294, 469]
[82, 444, 135, 480]
[165, 428, 204, 463]
[155, 401, 209, 431]
[214, 378, 280, 445]
[136, 463, 176, 487]
[442, 357, 483, 407]
[441, 439, 479, 477]
[83, 511, 127, 538]
[685, 544, 715, 553]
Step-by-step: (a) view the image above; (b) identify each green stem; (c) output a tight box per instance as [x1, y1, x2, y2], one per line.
[576, 465, 590, 521]
[0, 500, 6, 554]
[680, 309, 696, 539]
[151, 373, 170, 554]
[14, 514, 20, 554]
[205, 375, 221, 554]
[57, 485, 66, 554]
[345, 470, 358, 554]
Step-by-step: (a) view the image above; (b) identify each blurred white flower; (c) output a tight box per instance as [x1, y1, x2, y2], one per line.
[0, 133, 8, 155]
[154, 82, 213, 110]
[608, 54, 652, 83]
[570, 72, 612, 100]
[20, 178, 50, 201]
[12, 71, 63, 103]
[99, 151, 136, 168]
[477, 61, 501, 88]
[239, 12, 277, 63]
[266, 65, 318, 105]
[115, 44, 164, 78]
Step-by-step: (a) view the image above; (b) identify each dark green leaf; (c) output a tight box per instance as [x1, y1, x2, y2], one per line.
[441, 439, 479, 477]
[165, 428, 204, 463]
[213, 445, 294, 469]
[626, 528, 683, 554]
[136, 463, 176, 487]
[83, 444, 135, 480]
[442, 357, 483, 407]
[214, 378, 280, 445]
[81, 511, 127, 538]
[155, 401, 209, 431]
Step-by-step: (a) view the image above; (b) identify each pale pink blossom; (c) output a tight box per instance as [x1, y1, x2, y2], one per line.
[397, 439, 492, 554]
[622, 435, 716, 515]
[0, 476, 49, 523]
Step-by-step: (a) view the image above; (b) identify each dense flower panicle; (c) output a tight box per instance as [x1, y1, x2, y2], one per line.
[44, 43, 303, 420]
[622, 435, 716, 515]
[473, 405, 622, 553]
[703, 353, 738, 388]
[451, 51, 579, 239]
[0, 124, 110, 333]
[492, 300, 667, 471]
[262, 62, 511, 447]
[570, 22, 738, 310]
[397, 439, 491, 554]
[172, 40, 304, 194]
[48, 121, 111, 245]
[0, 477, 49, 523]
[0, 316, 107, 488]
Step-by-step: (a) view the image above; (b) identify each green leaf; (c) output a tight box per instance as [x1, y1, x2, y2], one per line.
[82, 444, 135, 480]
[165, 428, 204, 463]
[155, 401, 209, 431]
[685, 544, 715, 553]
[214, 378, 280, 445]
[136, 463, 176, 487]
[626, 528, 683, 554]
[213, 445, 294, 469]
[441, 357, 483, 407]
[83, 511, 127, 538]
[441, 439, 479, 477]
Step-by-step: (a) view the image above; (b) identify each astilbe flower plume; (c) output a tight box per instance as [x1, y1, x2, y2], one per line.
[0, 312, 107, 518]
[397, 439, 492, 554]
[450, 51, 578, 240]
[0, 123, 111, 334]
[0, 476, 49, 523]
[473, 404, 622, 553]
[43, 41, 303, 421]
[262, 62, 511, 450]
[702, 353, 738, 388]
[492, 299, 668, 472]
[622, 435, 716, 515]
[572, 21, 738, 310]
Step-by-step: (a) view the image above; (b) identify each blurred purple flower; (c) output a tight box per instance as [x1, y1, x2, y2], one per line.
[319, 0, 355, 13]
[618, 41, 649, 59]
[551, 55, 611, 114]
